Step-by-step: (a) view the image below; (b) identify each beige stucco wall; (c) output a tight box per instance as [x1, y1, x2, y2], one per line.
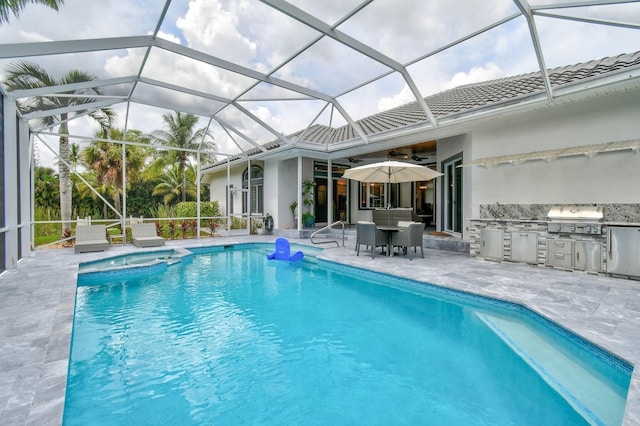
[465, 89, 640, 217]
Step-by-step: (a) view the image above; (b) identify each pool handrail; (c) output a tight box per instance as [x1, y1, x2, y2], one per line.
[310, 221, 345, 247]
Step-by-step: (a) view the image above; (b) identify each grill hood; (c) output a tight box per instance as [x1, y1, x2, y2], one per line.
[547, 205, 604, 222]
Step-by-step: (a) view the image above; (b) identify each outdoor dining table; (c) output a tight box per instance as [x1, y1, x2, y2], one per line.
[376, 225, 402, 256]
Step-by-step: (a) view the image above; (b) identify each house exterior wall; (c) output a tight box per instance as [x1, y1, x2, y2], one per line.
[203, 163, 245, 217]
[202, 89, 639, 236]
[464, 89, 640, 219]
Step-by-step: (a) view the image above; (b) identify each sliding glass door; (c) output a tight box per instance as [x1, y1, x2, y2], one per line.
[442, 154, 463, 234]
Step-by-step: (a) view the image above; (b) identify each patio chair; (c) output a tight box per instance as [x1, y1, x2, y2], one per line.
[356, 221, 387, 258]
[131, 223, 165, 248]
[75, 224, 109, 254]
[391, 222, 425, 260]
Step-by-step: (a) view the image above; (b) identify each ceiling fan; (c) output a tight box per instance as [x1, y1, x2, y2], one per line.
[388, 149, 410, 159]
[411, 153, 432, 162]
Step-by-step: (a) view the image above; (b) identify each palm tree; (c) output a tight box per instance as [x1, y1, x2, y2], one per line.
[69, 142, 80, 172]
[3, 61, 114, 236]
[0, 0, 64, 23]
[81, 128, 147, 215]
[152, 164, 198, 205]
[148, 111, 216, 203]
[75, 171, 115, 219]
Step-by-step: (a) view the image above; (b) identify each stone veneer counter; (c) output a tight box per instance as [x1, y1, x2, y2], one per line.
[470, 203, 640, 280]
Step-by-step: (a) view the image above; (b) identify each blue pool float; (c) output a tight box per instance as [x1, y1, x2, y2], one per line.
[267, 238, 304, 262]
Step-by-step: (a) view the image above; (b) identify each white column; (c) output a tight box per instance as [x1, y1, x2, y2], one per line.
[327, 158, 333, 224]
[3, 97, 19, 268]
[226, 158, 231, 232]
[297, 155, 302, 230]
[19, 121, 31, 255]
[196, 151, 201, 239]
[247, 159, 251, 233]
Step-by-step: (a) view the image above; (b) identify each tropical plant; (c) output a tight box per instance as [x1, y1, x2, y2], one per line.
[126, 177, 161, 217]
[34, 166, 59, 209]
[69, 143, 80, 172]
[152, 164, 198, 205]
[302, 180, 316, 226]
[80, 128, 146, 214]
[0, 0, 64, 23]
[3, 61, 115, 236]
[74, 171, 115, 218]
[179, 220, 191, 238]
[148, 111, 216, 203]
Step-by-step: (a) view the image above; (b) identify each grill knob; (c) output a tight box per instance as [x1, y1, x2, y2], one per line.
[570, 225, 576, 232]
[585, 226, 591, 233]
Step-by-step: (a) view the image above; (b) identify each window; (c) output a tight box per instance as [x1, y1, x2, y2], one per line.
[242, 165, 263, 214]
[360, 182, 385, 209]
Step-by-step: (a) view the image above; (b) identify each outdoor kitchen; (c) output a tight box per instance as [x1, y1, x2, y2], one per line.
[469, 203, 640, 280]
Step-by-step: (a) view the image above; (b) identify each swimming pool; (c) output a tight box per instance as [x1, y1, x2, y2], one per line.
[65, 244, 631, 425]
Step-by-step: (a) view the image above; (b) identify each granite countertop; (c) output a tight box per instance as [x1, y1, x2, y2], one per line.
[471, 218, 640, 227]
[471, 218, 547, 223]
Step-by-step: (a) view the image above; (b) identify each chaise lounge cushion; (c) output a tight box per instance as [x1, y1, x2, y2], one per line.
[131, 223, 165, 248]
[75, 224, 109, 254]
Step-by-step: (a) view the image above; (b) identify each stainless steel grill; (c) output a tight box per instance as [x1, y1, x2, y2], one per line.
[547, 205, 604, 234]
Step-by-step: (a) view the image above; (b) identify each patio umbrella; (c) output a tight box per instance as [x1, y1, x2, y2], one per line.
[342, 160, 443, 183]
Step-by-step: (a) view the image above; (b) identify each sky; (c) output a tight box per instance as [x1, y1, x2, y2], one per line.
[1, 0, 639, 167]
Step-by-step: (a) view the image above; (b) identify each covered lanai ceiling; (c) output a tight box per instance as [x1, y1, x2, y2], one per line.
[1, 0, 640, 163]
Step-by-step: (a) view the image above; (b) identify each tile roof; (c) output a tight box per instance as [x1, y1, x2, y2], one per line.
[297, 51, 640, 145]
[206, 51, 640, 169]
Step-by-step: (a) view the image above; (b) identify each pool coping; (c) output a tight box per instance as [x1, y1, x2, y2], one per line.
[1, 236, 639, 425]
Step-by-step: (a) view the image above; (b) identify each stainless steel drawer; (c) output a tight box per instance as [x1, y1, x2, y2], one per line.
[547, 251, 573, 268]
[547, 239, 573, 268]
[547, 239, 572, 255]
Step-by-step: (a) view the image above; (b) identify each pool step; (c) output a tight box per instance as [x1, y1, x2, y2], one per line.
[475, 312, 623, 426]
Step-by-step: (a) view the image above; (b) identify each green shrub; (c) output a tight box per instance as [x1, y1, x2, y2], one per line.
[175, 201, 221, 219]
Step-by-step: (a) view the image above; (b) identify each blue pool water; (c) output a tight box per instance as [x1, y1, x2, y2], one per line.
[65, 245, 631, 425]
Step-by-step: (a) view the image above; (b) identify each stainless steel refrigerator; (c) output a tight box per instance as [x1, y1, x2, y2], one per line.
[608, 226, 640, 278]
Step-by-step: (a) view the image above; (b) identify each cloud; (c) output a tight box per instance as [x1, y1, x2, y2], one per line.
[441, 62, 505, 91]
[377, 85, 415, 112]
[176, 0, 257, 65]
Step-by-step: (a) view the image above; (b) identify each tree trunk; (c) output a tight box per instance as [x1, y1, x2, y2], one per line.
[113, 183, 121, 215]
[59, 130, 72, 238]
[181, 164, 187, 203]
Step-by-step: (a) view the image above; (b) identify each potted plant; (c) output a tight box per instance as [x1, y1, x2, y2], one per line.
[255, 219, 264, 235]
[290, 201, 298, 222]
[302, 180, 316, 227]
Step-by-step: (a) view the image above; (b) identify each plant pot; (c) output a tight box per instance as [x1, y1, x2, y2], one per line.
[303, 215, 315, 227]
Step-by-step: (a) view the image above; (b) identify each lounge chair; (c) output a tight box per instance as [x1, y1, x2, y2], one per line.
[131, 223, 165, 248]
[356, 221, 387, 258]
[391, 222, 425, 259]
[75, 224, 109, 254]
[267, 238, 304, 261]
